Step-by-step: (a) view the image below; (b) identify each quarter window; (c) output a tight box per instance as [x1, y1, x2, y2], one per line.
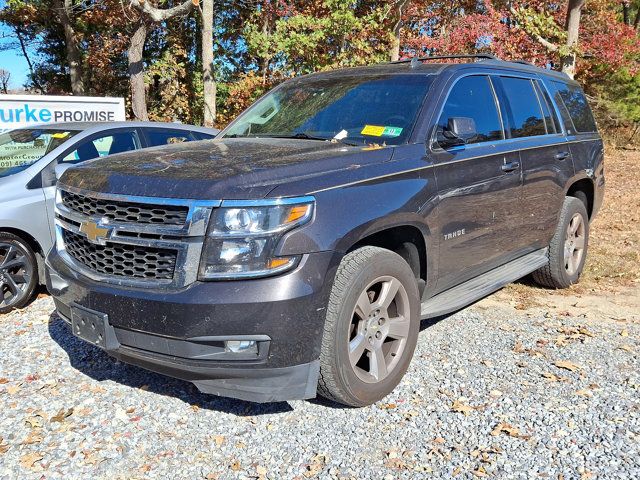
[499, 77, 546, 138]
[145, 128, 192, 147]
[437, 75, 503, 145]
[552, 81, 597, 133]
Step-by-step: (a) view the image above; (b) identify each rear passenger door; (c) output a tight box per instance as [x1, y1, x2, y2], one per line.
[493, 75, 573, 250]
[431, 74, 524, 293]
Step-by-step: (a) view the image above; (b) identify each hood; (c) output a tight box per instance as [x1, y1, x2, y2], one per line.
[59, 137, 393, 200]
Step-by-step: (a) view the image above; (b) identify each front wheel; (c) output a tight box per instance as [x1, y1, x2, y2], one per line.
[317, 246, 420, 407]
[533, 197, 590, 289]
[0, 233, 38, 314]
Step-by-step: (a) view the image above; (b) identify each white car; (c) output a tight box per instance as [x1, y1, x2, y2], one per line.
[0, 121, 218, 312]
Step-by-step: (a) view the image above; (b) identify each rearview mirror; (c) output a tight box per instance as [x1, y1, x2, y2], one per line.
[440, 117, 477, 148]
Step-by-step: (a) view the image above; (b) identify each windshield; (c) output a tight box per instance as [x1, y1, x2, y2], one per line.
[223, 74, 433, 146]
[0, 129, 79, 178]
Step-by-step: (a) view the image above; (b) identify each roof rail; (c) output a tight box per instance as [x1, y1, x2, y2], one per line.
[509, 59, 535, 66]
[392, 54, 498, 67]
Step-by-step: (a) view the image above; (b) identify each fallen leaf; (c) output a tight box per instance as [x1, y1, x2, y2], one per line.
[213, 435, 224, 447]
[25, 416, 44, 428]
[575, 389, 592, 397]
[256, 465, 267, 476]
[620, 329, 629, 337]
[22, 430, 44, 445]
[472, 465, 489, 477]
[126, 407, 135, 414]
[452, 466, 462, 476]
[51, 408, 74, 423]
[491, 422, 531, 439]
[618, 345, 633, 353]
[0, 437, 9, 454]
[230, 460, 241, 471]
[19, 452, 43, 469]
[554, 360, 580, 372]
[451, 400, 474, 416]
[0, 378, 8, 384]
[380, 403, 397, 410]
[6, 385, 21, 395]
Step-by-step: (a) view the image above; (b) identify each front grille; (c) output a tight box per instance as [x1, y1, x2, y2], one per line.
[61, 190, 188, 225]
[63, 230, 177, 280]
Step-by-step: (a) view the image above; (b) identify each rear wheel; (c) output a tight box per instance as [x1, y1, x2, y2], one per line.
[0, 233, 38, 314]
[318, 246, 420, 407]
[533, 197, 589, 289]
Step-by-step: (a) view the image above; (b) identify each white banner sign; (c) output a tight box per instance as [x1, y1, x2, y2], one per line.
[0, 94, 126, 131]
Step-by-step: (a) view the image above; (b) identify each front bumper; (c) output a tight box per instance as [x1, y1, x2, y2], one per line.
[46, 249, 337, 403]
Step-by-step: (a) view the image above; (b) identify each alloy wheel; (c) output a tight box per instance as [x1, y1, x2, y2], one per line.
[564, 213, 586, 276]
[0, 242, 34, 310]
[348, 275, 411, 383]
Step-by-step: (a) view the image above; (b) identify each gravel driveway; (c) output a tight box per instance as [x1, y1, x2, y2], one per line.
[1, 294, 638, 479]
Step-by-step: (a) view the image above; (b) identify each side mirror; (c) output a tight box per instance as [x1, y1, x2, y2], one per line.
[54, 163, 72, 181]
[440, 117, 477, 148]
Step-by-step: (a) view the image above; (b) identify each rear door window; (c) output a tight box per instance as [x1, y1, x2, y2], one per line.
[534, 81, 561, 134]
[551, 81, 597, 133]
[436, 75, 504, 145]
[144, 128, 193, 147]
[498, 77, 546, 138]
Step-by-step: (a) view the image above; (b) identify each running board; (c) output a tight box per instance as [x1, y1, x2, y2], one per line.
[420, 248, 548, 318]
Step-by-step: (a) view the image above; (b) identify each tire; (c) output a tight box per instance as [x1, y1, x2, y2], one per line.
[532, 197, 589, 289]
[317, 246, 420, 407]
[0, 232, 38, 314]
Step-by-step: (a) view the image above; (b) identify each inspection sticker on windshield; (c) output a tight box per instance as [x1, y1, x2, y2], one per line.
[361, 125, 403, 137]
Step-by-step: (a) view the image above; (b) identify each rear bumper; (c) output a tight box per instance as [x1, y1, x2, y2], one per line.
[46, 249, 337, 402]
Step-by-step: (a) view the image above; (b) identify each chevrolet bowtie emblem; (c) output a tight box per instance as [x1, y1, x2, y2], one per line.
[79, 221, 110, 243]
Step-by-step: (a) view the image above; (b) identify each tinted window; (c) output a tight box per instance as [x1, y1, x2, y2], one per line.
[192, 131, 216, 140]
[61, 131, 139, 163]
[145, 128, 192, 146]
[552, 81, 597, 133]
[535, 81, 561, 133]
[437, 75, 503, 145]
[499, 77, 546, 138]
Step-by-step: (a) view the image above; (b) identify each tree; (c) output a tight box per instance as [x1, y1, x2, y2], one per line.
[0, 69, 10, 93]
[53, 0, 85, 94]
[128, 0, 196, 121]
[200, 0, 216, 127]
[388, 0, 409, 61]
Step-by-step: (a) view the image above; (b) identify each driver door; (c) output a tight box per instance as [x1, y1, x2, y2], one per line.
[431, 74, 524, 293]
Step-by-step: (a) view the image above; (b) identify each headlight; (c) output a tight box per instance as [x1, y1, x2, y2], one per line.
[198, 197, 314, 280]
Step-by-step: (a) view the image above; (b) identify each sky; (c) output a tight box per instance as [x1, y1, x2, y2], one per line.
[0, 0, 31, 90]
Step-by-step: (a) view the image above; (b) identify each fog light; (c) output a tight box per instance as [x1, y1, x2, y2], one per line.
[225, 340, 257, 353]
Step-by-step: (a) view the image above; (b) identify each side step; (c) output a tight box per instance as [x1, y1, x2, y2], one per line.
[420, 248, 548, 318]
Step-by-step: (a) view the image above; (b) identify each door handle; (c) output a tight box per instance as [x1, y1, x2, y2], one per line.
[501, 161, 520, 173]
[555, 151, 571, 161]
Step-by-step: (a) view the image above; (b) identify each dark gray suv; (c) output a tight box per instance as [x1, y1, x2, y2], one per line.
[46, 55, 604, 406]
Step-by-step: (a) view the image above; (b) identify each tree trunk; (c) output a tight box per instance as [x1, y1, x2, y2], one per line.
[634, 9, 640, 29]
[622, 1, 630, 25]
[561, 0, 586, 79]
[389, 0, 409, 61]
[129, 22, 149, 121]
[55, 0, 85, 95]
[201, 0, 216, 127]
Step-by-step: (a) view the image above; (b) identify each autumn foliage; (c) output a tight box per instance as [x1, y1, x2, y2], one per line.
[0, 0, 638, 140]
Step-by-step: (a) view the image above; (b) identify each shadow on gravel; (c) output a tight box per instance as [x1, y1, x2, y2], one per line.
[47, 313, 293, 416]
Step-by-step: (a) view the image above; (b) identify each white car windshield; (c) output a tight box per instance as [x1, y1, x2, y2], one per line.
[0, 129, 79, 178]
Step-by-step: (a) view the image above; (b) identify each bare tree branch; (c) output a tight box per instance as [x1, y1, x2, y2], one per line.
[129, 0, 195, 22]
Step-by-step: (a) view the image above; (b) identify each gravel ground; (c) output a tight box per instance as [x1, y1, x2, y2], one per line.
[0, 294, 638, 479]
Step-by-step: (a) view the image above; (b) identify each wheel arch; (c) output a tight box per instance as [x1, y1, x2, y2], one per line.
[565, 176, 595, 219]
[0, 227, 46, 284]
